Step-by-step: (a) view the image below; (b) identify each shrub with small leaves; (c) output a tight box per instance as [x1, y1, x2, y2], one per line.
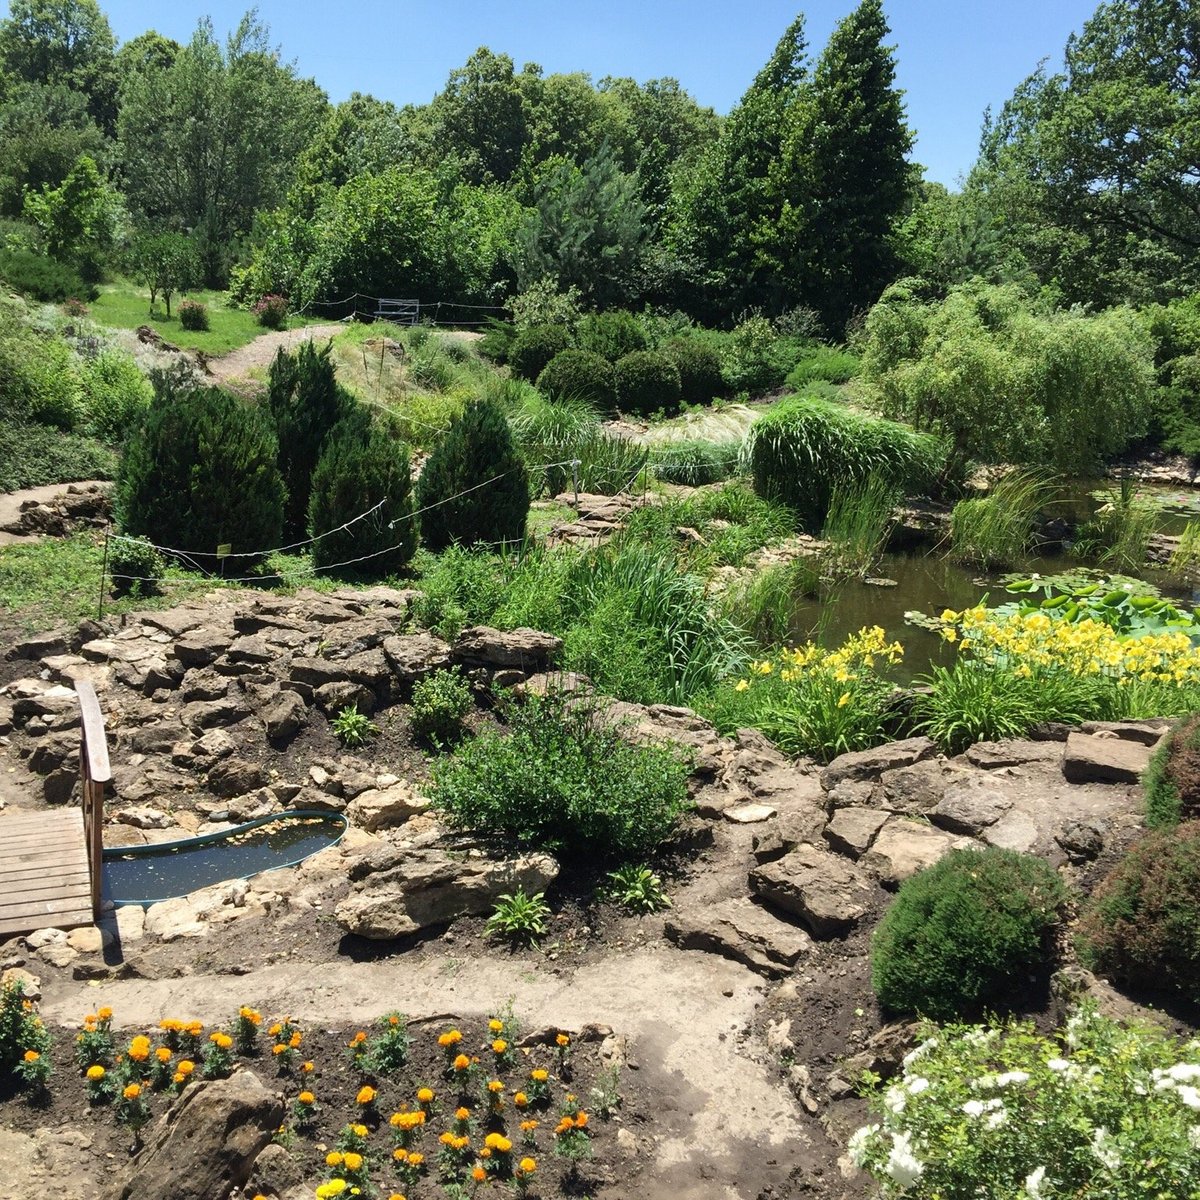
[871, 847, 1067, 1019]
[663, 338, 724, 406]
[410, 668, 473, 747]
[178, 299, 209, 331]
[509, 325, 571, 383]
[108, 534, 165, 598]
[1143, 715, 1200, 828]
[614, 350, 681, 415]
[254, 293, 288, 329]
[331, 704, 378, 748]
[535, 349, 617, 408]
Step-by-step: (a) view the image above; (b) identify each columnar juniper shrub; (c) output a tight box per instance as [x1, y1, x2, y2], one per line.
[508, 326, 571, 383]
[614, 350, 681, 415]
[871, 847, 1067, 1019]
[307, 409, 416, 575]
[535, 350, 617, 408]
[1143, 716, 1200, 829]
[1078, 821, 1200, 1004]
[415, 398, 530, 550]
[431, 691, 689, 862]
[117, 386, 285, 568]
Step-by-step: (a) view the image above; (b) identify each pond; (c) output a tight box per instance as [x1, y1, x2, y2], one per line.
[102, 812, 347, 907]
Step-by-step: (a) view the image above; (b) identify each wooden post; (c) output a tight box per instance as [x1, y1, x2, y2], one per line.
[76, 681, 111, 921]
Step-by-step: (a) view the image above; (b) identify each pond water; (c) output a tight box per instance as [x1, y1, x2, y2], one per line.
[102, 815, 346, 907]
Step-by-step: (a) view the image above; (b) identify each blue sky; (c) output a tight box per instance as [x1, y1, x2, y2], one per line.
[93, 0, 1099, 186]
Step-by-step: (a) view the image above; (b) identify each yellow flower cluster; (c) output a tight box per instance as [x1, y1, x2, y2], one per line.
[941, 606, 1200, 685]
[735, 626, 904, 692]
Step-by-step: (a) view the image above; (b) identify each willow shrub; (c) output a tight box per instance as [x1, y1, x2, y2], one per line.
[431, 691, 689, 862]
[746, 395, 945, 531]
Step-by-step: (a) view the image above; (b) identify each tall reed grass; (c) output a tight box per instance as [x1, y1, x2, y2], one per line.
[948, 469, 1054, 568]
[821, 476, 900, 578]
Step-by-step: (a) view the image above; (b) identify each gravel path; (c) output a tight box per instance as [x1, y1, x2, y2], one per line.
[202, 323, 347, 384]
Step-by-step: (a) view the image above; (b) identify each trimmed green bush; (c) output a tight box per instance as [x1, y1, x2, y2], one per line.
[107, 535, 165, 598]
[0, 249, 93, 302]
[410, 668, 473, 747]
[116, 386, 285, 567]
[431, 691, 689, 861]
[535, 349, 617, 408]
[508, 325, 571, 383]
[1144, 716, 1199, 828]
[615, 350, 681, 415]
[575, 310, 647, 362]
[664, 338, 725, 406]
[416, 397, 529, 549]
[747, 395, 945, 531]
[267, 340, 351, 540]
[308, 408, 416, 575]
[786, 344, 860, 388]
[1079, 821, 1200, 1003]
[178, 300, 209, 331]
[871, 847, 1067, 1019]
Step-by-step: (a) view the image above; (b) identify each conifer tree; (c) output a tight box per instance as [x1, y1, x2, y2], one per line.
[416, 398, 529, 549]
[776, 0, 916, 332]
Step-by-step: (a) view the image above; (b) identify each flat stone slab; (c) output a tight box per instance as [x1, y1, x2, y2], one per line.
[750, 844, 874, 937]
[664, 897, 811, 978]
[1062, 732, 1154, 784]
[823, 806, 888, 859]
[861, 818, 974, 887]
[931, 779, 1012, 836]
[820, 737, 937, 791]
[725, 803, 777, 825]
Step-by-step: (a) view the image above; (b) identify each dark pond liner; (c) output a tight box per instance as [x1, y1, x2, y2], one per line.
[101, 810, 347, 907]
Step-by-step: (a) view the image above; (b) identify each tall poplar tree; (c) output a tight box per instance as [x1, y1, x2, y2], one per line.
[775, 0, 915, 332]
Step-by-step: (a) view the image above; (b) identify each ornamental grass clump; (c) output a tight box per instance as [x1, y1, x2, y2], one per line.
[871, 847, 1067, 1020]
[849, 1006, 1200, 1198]
[431, 691, 689, 862]
[1078, 821, 1200, 1004]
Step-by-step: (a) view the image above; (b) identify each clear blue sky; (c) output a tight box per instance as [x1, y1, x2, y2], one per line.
[91, 0, 1099, 186]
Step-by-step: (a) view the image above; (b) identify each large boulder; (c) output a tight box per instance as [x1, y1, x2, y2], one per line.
[336, 849, 559, 939]
[749, 843, 875, 937]
[451, 626, 562, 673]
[664, 897, 811, 978]
[819, 737, 937, 792]
[383, 633, 453, 685]
[860, 817, 974, 887]
[1062, 731, 1155, 784]
[345, 782, 431, 832]
[108, 1070, 283, 1200]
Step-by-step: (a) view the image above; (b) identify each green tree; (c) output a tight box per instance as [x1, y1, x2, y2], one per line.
[974, 0, 1200, 306]
[775, 0, 916, 331]
[117, 12, 327, 285]
[0, 0, 118, 134]
[22, 152, 119, 276]
[266, 339, 350, 540]
[126, 230, 200, 316]
[416, 398, 529, 549]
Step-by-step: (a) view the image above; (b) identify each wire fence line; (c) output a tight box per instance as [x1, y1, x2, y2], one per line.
[288, 292, 508, 327]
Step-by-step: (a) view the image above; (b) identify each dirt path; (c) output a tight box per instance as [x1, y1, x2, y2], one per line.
[202, 323, 347, 384]
[0, 479, 109, 545]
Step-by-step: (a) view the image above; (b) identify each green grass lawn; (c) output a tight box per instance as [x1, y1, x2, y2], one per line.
[89, 283, 325, 356]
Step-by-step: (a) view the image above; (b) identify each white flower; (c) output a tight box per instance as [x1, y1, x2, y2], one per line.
[1189, 1125, 1200, 1151]
[883, 1085, 906, 1114]
[1024, 1166, 1047, 1199]
[1177, 1084, 1200, 1109]
[847, 1123, 879, 1168]
[1090, 1127, 1120, 1171]
[902, 1037, 937, 1068]
[1046, 1058, 1070, 1072]
[884, 1132, 924, 1189]
[985, 1105, 1008, 1130]
[906, 1076, 930, 1096]
[996, 1071, 1030, 1087]
[962, 1099, 986, 1117]
[1168, 1063, 1200, 1082]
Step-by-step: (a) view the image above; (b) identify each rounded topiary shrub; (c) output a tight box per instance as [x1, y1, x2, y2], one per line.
[535, 350, 616, 408]
[614, 350, 681, 415]
[107, 534, 164, 598]
[254, 294, 288, 329]
[308, 408, 416, 575]
[178, 300, 209, 331]
[664, 338, 725, 407]
[508, 325, 571, 383]
[416, 397, 529, 549]
[1078, 821, 1200, 1003]
[116, 386, 285, 568]
[575, 310, 647, 362]
[1143, 716, 1197, 828]
[871, 847, 1067, 1019]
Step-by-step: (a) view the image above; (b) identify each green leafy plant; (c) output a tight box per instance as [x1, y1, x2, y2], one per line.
[178, 299, 209, 331]
[1078, 820, 1200, 1003]
[606, 865, 670, 913]
[614, 349, 681, 415]
[485, 890, 551, 945]
[432, 691, 689, 861]
[849, 1006, 1200, 1199]
[106, 535, 165, 599]
[364, 1011, 410, 1074]
[331, 704, 378, 748]
[410, 668, 473, 747]
[871, 847, 1067, 1019]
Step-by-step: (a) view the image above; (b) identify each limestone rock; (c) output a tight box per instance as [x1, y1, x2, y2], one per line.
[820, 737, 937, 791]
[451, 625, 562, 673]
[1062, 732, 1154, 784]
[206, 757, 269, 800]
[182, 696, 250, 729]
[314, 681, 375, 715]
[345, 782, 430, 832]
[1079, 718, 1174, 746]
[664, 897, 811, 977]
[172, 630, 232, 667]
[930, 779, 1012, 836]
[336, 850, 559, 939]
[113, 806, 172, 830]
[823, 806, 888, 859]
[1056, 818, 1107, 862]
[749, 844, 874, 937]
[861, 818, 974, 886]
[724, 802, 777, 824]
[262, 690, 308, 741]
[382, 633, 452, 684]
[108, 1070, 284, 1200]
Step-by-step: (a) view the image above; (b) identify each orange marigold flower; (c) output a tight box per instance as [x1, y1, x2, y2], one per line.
[268, 1024, 282, 1037]
[186, 1021, 204, 1036]
[491, 1039, 508, 1054]
[301, 1060, 314, 1073]
[209, 1032, 233, 1049]
[407, 1152, 424, 1166]
[530, 1068, 548, 1082]
[489, 1018, 504, 1033]
[155, 1047, 172, 1063]
[472, 1165, 487, 1182]
[520, 1119, 539, 1133]
[487, 1080, 504, 1093]
[350, 1123, 368, 1138]
[479, 1147, 492, 1159]
[239, 1007, 261, 1025]
[272, 1044, 286, 1056]
[326, 1151, 343, 1167]
[556, 1033, 570, 1047]
[97, 1007, 113, 1021]
[22, 1050, 39, 1063]
[350, 1031, 367, 1046]
[453, 1054, 470, 1071]
[343, 1152, 363, 1172]
[514, 1091, 529, 1108]
[575, 1112, 589, 1128]
[356, 1085, 377, 1105]
[439, 1131, 456, 1146]
[177, 1060, 195, 1076]
[437, 1029, 462, 1047]
[86, 1065, 105, 1081]
[123, 1083, 142, 1100]
[393, 1148, 409, 1162]
[416, 1086, 433, 1103]
[298, 1091, 315, 1105]
[172, 1072, 185, 1085]
[128, 1035, 151, 1061]
[455, 1106, 471, 1121]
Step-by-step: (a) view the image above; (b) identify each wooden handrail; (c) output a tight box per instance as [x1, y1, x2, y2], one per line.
[76, 681, 110, 920]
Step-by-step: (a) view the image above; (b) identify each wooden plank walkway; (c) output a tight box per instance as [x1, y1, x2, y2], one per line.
[0, 807, 94, 937]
